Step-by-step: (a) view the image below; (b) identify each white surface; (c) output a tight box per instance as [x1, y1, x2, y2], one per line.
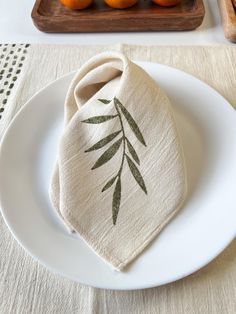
[0, 0, 231, 45]
[0, 62, 236, 290]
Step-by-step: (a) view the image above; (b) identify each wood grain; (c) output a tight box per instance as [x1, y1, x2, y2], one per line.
[218, 0, 236, 42]
[31, 0, 205, 33]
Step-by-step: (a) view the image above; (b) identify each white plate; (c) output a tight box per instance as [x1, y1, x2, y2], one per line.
[0, 62, 236, 290]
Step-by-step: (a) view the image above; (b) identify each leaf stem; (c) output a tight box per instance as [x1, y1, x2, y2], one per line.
[115, 102, 126, 178]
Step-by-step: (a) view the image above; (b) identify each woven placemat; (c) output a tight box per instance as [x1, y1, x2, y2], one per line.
[0, 44, 235, 314]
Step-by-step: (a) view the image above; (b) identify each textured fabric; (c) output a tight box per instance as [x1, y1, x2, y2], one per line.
[0, 44, 30, 135]
[50, 52, 186, 270]
[0, 44, 236, 313]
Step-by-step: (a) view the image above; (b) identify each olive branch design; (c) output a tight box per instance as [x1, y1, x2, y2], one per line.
[82, 97, 147, 225]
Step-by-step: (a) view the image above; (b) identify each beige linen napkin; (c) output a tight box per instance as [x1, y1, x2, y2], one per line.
[50, 51, 187, 270]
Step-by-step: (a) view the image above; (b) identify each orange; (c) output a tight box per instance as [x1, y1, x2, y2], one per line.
[104, 0, 138, 9]
[152, 0, 181, 6]
[60, 0, 93, 10]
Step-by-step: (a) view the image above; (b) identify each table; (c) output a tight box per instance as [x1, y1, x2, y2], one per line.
[0, 43, 235, 314]
[0, 1, 236, 312]
[0, 0, 232, 45]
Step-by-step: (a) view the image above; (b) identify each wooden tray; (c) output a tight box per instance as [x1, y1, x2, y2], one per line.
[32, 0, 205, 33]
[218, 0, 236, 42]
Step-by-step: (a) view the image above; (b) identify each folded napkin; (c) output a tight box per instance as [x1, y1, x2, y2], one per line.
[50, 52, 187, 270]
